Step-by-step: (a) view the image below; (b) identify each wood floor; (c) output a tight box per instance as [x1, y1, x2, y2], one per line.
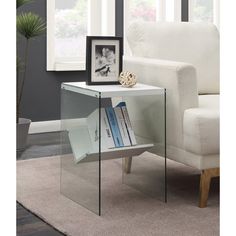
[17, 132, 68, 236]
[17, 203, 64, 236]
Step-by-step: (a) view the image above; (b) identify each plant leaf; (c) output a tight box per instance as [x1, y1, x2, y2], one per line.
[17, 12, 46, 39]
[17, 0, 33, 8]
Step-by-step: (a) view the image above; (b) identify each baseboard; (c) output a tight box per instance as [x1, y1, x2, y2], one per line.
[29, 120, 61, 134]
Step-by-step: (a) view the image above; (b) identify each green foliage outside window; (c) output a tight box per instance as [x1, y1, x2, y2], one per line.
[55, 0, 87, 38]
[193, 0, 213, 22]
[130, 0, 156, 21]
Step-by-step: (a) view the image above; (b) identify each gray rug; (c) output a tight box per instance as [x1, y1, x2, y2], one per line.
[17, 155, 219, 236]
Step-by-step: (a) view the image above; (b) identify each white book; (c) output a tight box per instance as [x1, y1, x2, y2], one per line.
[121, 106, 137, 146]
[114, 107, 131, 147]
[87, 108, 115, 150]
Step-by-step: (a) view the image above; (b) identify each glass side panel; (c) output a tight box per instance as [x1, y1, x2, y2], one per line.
[60, 88, 101, 215]
[120, 91, 166, 201]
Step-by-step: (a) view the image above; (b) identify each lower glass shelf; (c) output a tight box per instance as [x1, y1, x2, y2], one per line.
[68, 126, 154, 163]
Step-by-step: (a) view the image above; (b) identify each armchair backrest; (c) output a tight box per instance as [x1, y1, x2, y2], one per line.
[127, 22, 219, 94]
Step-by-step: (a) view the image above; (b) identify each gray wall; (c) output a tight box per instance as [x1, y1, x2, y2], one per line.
[18, 0, 123, 122]
[182, 0, 189, 21]
[18, 0, 187, 122]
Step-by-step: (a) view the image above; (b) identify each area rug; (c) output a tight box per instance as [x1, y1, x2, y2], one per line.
[17, 155, 219, 236]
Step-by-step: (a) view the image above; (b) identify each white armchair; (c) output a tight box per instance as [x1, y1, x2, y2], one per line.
[124, 22, 219, 207]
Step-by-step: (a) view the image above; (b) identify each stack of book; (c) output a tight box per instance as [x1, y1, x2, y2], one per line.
[87, 102, 137, 150]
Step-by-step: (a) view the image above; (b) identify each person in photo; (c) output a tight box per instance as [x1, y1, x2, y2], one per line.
[95, 46, 116, 77]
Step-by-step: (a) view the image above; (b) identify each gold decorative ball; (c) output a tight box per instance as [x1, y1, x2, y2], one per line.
[119, 71, 137, 88]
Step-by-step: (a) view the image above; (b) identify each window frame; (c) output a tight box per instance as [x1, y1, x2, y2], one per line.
[47, 0, 115, 71]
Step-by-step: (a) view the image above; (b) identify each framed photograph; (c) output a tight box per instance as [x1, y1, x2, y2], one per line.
[86, 36, 123, 85]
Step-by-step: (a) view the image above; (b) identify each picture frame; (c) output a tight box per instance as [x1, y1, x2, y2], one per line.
[86, 36, 123, 85]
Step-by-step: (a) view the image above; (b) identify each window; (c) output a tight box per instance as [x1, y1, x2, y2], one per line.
[189, 0, 220, 28]
[124, 0, 182, 53]
[125, 0, 181, 25]
[47, 0, 115, 71]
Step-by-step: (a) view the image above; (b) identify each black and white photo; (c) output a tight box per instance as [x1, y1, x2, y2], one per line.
[86, 36, 123, 85]
[95, 45, 116, 77]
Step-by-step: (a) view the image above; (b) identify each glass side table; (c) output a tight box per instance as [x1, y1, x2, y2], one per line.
[60, 82, 166, 215]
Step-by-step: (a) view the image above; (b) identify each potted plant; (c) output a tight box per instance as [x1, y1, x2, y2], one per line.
[17, 0, 46, 150]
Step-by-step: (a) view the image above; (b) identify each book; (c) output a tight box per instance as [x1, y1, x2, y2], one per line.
[87, 108, 115, 150]
[105, 107, 124, 147]
[116, 102, 137, 146]
[114, 107, 131, 146]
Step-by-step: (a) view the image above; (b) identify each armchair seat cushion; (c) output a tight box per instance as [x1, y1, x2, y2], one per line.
[183, 95, 219, 155]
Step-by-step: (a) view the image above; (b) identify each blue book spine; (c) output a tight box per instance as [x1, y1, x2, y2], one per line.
[116, 101, 126, 108]
[105, 107, 124, 147]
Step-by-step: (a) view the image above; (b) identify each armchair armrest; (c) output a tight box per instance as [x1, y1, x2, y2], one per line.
[123, 56, 198, 149]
